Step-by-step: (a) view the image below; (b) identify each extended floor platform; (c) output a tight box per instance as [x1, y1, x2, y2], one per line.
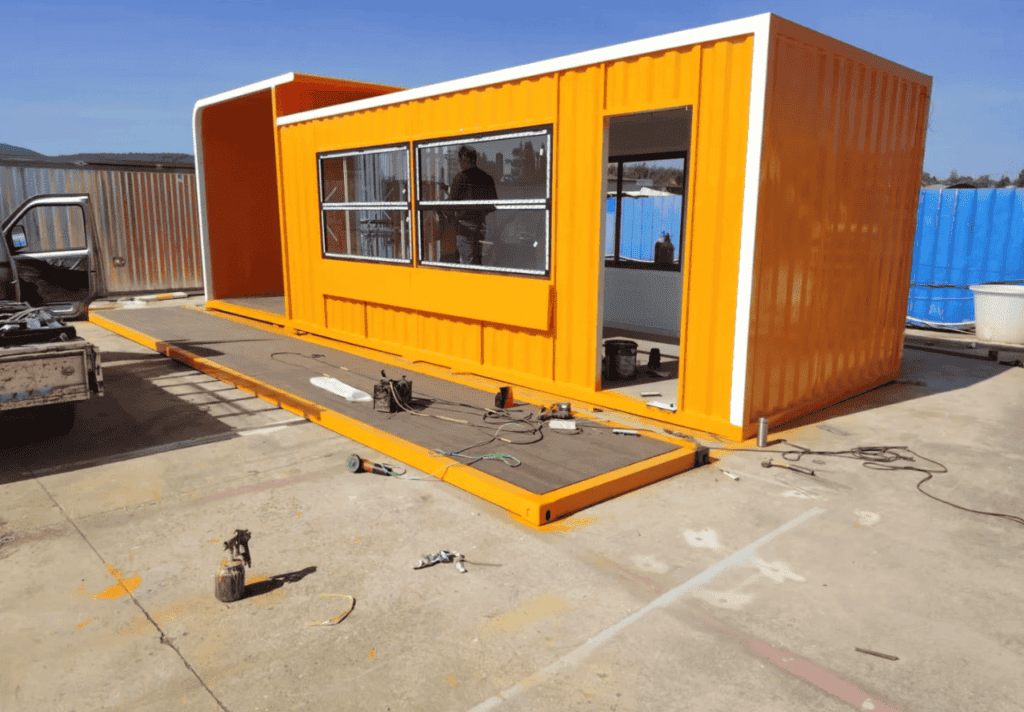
[90, 305, 706, 526]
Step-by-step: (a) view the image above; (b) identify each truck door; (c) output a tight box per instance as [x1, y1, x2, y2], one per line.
[0, 194, 98, 319]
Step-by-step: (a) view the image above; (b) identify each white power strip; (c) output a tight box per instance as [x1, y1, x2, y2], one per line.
[549, 419, 577, 430]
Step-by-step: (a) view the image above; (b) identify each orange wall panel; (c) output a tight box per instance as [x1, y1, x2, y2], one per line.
[274, 76, 402, 117]
[482, 323, 554, 381]
[744, 24, 930, 427]
[677, 37, 754, 423]
[202, 91, 284, 299]
[552, 63, 606, 390]
[324, 295, 367, 336]
[605, 46, 701, 113]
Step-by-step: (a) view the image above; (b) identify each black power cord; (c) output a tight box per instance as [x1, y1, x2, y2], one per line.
[720, 443, 1024, 527]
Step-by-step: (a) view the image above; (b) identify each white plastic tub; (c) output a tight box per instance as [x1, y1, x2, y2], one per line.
[969, 283, 1024, 344]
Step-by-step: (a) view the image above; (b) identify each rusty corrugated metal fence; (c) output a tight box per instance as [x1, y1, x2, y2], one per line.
[0, 162, 202, 296]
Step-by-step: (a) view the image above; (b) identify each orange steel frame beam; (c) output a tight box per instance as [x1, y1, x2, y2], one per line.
[90, 309, 701, 527]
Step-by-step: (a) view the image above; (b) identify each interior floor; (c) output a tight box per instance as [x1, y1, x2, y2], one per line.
[601, 326, 680, 406]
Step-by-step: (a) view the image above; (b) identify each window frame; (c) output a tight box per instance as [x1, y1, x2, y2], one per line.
[605, 150, 688, 273]
[317, 142, 413, 265]
[414, 125, 553, 278]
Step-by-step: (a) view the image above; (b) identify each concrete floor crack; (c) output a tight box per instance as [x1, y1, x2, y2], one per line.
[32, 476, 234, 712]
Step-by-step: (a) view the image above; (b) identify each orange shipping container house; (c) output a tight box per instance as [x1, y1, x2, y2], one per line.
[191, 13, 931, 442]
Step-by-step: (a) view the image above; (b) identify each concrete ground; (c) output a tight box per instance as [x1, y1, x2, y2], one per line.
[2, 310, 1023, 712]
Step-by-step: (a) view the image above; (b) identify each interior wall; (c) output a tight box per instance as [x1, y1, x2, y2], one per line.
[602, 269, 682, 337]
[602, 107, 691, 337]
[607, 107, 692, 157]
[202, 91, 284, 300]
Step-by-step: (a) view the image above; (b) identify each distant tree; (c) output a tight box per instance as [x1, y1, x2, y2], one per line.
[947, 168, 961, 184]
[995, 175, 1011, 188]
[920, 171, 937, 186]
[1015, 169, 1024, 188]
[975, 174, 994, 188]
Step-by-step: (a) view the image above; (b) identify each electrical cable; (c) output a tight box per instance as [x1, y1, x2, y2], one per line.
[718, 443, 1024, 527]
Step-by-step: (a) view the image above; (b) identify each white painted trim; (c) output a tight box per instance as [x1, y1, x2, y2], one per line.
[194, 73, 296, 110]
[728, 14, 774, 429]
[192, 103, 214, 301]
[277, 15, 770, 127]
[192, 73, 297, 300]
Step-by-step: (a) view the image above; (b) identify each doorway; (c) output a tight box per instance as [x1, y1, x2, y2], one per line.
[598, 107, 692, 409]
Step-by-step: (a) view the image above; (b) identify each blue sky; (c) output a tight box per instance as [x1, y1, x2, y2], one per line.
[2, 0, 1022, 179]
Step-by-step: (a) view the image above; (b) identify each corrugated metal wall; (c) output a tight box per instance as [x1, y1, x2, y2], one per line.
[908, 188, 1024, 325]
[745, 25, 930, 427]
[277, 35, 753, 434]
[0, 163, 202, 296]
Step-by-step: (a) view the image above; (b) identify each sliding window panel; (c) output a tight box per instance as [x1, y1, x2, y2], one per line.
[418, 206, 548, 274]
[319, 144, 412, 264]
[416, 127, 552, 275]
[322, 208, 411, 262]
[320, 148, 410, 204]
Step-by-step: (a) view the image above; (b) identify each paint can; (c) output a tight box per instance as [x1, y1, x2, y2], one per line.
[604, 339, 638, 380]
[215, 559, 246, 602]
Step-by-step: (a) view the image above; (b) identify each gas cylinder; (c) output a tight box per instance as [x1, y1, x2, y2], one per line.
[215, 559, 246, 602]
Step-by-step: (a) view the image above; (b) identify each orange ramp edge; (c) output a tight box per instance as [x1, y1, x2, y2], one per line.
[89, 310, 701, 527]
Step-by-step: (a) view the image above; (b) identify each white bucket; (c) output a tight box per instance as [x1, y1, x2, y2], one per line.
[969, 283, 1024, 345]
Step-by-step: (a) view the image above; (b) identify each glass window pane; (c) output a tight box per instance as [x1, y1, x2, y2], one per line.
[418, 133, 549, 202]
[323, 209, 411, 261]
[321, 149, 409, 204]
[419, 208, 546, 273]
[15, 205, 87, 252]
[607, 157, 686, 269]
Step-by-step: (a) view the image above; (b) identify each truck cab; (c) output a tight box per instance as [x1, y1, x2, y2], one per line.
[1, 194, 100, 319]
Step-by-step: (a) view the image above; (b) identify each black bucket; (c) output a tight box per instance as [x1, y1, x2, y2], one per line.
[604, 339, 638, 380]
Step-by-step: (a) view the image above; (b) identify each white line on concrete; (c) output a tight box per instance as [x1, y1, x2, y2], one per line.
[466, 507, 825, 712]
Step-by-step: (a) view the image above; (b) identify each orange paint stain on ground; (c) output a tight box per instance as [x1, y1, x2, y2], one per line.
[75, 618, 96, 629]
[209, 539, 220, 543]
[446, 675, 458, 687]
[368, 648, 376, 660]
[93, 565, 141, 600]
[542, 516, 599, 532]
[478, 593, 570, 644]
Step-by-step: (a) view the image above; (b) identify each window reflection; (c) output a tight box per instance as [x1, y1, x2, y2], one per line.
[417, 128, 551, 275]
[319, 146, 411, 263]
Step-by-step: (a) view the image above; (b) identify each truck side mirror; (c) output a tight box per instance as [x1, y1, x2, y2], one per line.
[11, 226, 27, 249]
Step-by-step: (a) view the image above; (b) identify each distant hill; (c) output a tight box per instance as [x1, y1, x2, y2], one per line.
[1, 143, 193, 168]
[0, 143, 44, 156]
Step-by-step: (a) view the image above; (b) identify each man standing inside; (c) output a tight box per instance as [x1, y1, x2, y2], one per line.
[447, 146, 497, 265]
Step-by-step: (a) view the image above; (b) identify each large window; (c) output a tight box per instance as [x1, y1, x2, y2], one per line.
[416, 127, 551, 276]
[605, 153, 687, 271]
[319, 145, 411, 263]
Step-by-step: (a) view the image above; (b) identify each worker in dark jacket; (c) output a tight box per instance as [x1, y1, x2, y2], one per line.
[447, 146, 498, 265]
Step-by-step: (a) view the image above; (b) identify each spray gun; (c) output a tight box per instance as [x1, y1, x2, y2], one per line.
[215, 529, 252, 602]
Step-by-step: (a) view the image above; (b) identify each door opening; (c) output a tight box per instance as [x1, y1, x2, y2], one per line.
[598, 107, 692, 409]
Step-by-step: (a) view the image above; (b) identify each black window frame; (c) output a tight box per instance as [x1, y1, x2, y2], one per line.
[605, 150, 688, 272]
[317, 142, 413, 265]
[414, 125, 553, 278]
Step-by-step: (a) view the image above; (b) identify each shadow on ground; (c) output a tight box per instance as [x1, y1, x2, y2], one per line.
[1, 353, 243, 484]
[242, 566, 318, 599]
[778, 346, 1017, 433]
